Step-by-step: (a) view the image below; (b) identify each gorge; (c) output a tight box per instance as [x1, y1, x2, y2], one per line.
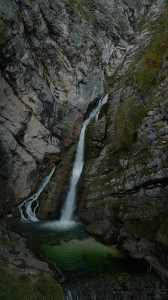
[0, 0, 168, 299]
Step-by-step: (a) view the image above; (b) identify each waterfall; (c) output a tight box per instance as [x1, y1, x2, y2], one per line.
[19, 94, 108, 226]
[19, 166, 55, 222]
[48, 94, 108, 229]
[65, 290, 74, 300]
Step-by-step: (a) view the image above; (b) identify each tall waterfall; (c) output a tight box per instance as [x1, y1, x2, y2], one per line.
[18, 94, 108, 226]
[19, 166, 55, 222]
[54, 94, 109, 228]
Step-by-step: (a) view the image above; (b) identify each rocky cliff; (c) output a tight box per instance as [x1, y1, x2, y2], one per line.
[0, 0, 151, 218]
[0, 224, 64, 299]
[78, 0, 168, 276]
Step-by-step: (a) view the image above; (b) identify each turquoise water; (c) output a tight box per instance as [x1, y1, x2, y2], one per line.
[13, 221, 146, 281]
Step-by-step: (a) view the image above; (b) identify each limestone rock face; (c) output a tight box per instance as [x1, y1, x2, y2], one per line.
[0, 0, 151, 217]
[78, 0, 168, 275]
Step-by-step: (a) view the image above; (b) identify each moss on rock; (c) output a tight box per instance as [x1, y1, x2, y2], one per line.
[0, 266, 63, 300]
[0, 18, 10, 48]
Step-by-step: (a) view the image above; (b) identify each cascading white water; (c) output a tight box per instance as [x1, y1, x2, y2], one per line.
[19, 94, 108, 226]
[47, 94, 108, 229]
[19, 166, 55, 222]
[65, 290, 74, 300]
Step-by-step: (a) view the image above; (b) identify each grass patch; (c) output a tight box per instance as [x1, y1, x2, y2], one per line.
[0, 266, 63, 300]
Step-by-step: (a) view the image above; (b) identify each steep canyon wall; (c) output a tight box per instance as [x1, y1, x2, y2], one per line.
[0, 0, 150, 217]
[78, 0, 168, 275]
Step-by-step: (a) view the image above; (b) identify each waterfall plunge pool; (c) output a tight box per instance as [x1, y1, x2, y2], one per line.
[13, 221, 147, 281]
[13, 221, 166, 299]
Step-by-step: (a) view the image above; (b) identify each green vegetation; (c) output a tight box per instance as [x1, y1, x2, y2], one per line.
[96, 146, 128, 171]
[0, 18, 10, 48]
[136, 5, 168, 88]
[69, 0, 107, 28]
[85, 124, 103, 159]
[124, 218, 166, 241]
[95, 3, 168, 197]
[70, 0, 106, 11]
[0, 266, 63, 300]
[103, 69, 118, 92]
[98, 102, 109, 119]
[91, 168, 125, 191]
[118, 21, 128, 30]
[157, 219, 168, 244]
[104, 3, 168, 92]
[108, 199, 122, 215]
[114, 99, 147, 151]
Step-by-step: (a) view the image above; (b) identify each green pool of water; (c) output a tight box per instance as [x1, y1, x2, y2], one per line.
[42, 237, 125, 278]
[13, 221, 146, 280]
